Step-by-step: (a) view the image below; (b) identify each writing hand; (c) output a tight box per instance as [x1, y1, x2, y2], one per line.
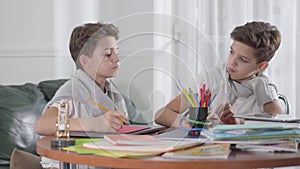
[102, 110, 128, 131]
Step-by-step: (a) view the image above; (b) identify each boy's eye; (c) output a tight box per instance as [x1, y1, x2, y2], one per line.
[240, 57, 249, 63]
[105, 52, 112, 57]
[104, 47, 119, 57]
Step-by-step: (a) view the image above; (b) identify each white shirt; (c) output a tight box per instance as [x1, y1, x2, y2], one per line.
[197, 64, 278, 115]
[41, 69, 127, 169]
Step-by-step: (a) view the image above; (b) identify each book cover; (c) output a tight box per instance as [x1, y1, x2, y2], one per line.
[162, 143, 231, 159]
[235, 139, 299, 152]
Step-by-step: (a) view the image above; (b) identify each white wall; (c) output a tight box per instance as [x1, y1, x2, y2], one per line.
[0, 0, 154, 119]
[0, 0, 55, 84]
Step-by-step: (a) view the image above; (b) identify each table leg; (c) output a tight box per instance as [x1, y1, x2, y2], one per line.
[60, 161, 78, 169]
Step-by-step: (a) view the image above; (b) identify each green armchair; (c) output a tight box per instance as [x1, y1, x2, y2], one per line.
[0, 79, 67, 169]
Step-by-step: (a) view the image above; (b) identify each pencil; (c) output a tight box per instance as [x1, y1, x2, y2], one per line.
[182, 87, 196, 107]
[87, 98, 127, 123]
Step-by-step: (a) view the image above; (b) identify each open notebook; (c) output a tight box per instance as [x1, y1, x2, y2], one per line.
[70, 125, 167, 138]
[234, 114, 300, 123]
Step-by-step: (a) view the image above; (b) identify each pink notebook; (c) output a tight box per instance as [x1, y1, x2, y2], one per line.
[117, 125, 151, 134]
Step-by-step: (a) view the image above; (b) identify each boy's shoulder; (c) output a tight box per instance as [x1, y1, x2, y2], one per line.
[249, 73, 277, 93]
[254, 73, 271, 84]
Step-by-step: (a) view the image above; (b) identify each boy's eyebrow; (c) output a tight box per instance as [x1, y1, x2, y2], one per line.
[230, 46, 250, 60]
[104, 45, 119, 50]
[104, 47, 112, 50]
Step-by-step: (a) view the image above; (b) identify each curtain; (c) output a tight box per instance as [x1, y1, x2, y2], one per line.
[153, 0, 299, 117]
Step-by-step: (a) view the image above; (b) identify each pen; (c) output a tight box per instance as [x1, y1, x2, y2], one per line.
[87, 98, 127, 123]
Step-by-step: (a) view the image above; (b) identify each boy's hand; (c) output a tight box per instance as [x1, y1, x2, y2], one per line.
[217, 103, 243, 124]
[95, 111, 128, 132]
[220, 103, 236, 124]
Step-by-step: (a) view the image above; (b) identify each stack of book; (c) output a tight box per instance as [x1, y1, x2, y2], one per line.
[202, 123, 300, 152]
[82, 134, 204, 156]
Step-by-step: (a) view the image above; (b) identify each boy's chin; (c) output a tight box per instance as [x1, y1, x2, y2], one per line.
[228, 74, 235, 79]
[109, 74, 118, 78]
[228, 74, 241, 82]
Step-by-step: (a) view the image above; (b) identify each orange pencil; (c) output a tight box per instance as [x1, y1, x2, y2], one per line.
[87, 98, 127, 123]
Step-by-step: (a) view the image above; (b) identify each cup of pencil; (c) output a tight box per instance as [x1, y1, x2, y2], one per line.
[187, 107, 208, 136]
[176, 82, 220, 136]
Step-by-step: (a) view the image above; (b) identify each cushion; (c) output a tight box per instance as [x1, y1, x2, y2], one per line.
[0, 159, 9, 168]
[9, 148, 41, 169]
[0, 83, 46, 163]
[38, 79, 68, 102]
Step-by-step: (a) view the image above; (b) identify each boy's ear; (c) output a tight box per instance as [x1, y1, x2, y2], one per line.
[258, 61, 269, 72]
[79, 55, 89, 67]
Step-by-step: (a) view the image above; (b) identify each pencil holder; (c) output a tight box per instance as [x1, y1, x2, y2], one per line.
[188, 107, 208, 136]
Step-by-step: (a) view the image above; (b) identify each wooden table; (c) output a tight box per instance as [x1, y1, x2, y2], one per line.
[36, 136, 300, 169]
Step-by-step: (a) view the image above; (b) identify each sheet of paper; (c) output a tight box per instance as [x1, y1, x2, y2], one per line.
[83, 139, 203, 153]
[104, 134, 161, 145]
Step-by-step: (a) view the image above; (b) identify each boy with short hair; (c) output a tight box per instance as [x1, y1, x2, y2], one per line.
[35, 22, 147, 169]
[155, 21, 283, 127]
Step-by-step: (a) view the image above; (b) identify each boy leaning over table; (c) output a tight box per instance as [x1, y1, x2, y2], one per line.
[154, 21, 283, 128]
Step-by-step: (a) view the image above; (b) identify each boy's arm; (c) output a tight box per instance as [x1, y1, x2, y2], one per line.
[263, 100, 283, 115]
[154, 94, 188, 128]
[35, 107, 58, 135]
[35, 107, 125, 136]
[35, 107, 98, 136]
[254, 76, 283, 115]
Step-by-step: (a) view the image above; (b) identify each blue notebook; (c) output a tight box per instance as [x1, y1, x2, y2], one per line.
[211, 129, 300, 141]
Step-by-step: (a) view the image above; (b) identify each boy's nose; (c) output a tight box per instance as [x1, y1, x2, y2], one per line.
[231, 55, 238, 66]
[110, 49, 120, 62]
